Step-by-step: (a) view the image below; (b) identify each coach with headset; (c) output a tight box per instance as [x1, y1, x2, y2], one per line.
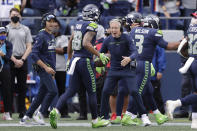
[99, 18, 146, 123]
[20, 13, 58, 125]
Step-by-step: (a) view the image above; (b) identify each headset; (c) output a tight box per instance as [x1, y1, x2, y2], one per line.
[41, 12, 57, 28]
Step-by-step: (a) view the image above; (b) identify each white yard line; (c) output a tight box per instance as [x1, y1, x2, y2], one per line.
[0, 122, 191, 127]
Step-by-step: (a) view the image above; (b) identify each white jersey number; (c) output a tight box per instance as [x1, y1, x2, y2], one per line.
[135, 34, 144, 54]
[72, 31, 82, 50]
[188, 34, 197, 55]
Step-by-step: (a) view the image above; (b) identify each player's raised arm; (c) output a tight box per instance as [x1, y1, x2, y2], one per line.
[166, 42, 180, 50]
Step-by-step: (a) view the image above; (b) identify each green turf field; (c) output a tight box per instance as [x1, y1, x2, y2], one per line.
[0, 113, 194, 131]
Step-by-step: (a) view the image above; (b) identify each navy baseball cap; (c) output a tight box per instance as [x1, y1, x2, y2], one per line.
[45, 14, 57, 21]
[0, 27, 7, 33]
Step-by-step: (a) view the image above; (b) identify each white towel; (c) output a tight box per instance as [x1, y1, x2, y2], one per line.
[179, 57, 194, 74]
[67, 57, 80, 75]
[177, 38, 187, 54]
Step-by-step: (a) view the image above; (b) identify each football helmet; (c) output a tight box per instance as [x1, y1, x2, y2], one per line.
[191, 11, 197, 25]
[125, 12, 143, 26]
[191, 11, 197, 18]
[143, 14, 160, 29]
[82, 4, 100, 21]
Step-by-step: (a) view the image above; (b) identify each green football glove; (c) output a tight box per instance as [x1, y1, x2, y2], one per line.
[66, 60, 70, 72]
[99, 53, 109, 65]
[96, 67, 105, 74]
[151, 63, 155, 77]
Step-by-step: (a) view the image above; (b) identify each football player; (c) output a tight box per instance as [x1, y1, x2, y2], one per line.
[166, 11, 197, 129]
[49, 4, 110, 128]
[123, 14, 180, 126]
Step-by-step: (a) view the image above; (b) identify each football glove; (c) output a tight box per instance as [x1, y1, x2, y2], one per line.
[66, 59, 70, 72]
[99, 53, 109, 65]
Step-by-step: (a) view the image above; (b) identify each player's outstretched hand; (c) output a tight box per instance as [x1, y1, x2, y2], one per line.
[121, 56, 131, 67]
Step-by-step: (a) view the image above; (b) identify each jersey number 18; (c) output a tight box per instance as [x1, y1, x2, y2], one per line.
[72, 31, 82, 50]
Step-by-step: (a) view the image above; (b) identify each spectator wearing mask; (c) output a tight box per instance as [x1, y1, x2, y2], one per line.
[0, 26, 13, 120]
[6, 8, 32, 119]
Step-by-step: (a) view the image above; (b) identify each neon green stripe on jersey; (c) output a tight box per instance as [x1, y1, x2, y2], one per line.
[88, 22, 98, 29]
[157, 30, 163, 35]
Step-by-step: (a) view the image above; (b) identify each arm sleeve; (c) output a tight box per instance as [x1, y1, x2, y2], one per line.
[3, 41, 13, 62]
[100, 38, 108, 53]
[157, 46, 166, 73]
[31, 35, 43, 63]
[154, 30, 168, 49]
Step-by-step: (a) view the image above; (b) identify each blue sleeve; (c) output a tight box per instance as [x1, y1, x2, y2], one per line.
[31, 35, 43, 63]
[100, 37, 109, 53]
[157, 46, 166, 73]
[3, 41, 12, 62]
[128, 36, 138, 60]
[153, 30, 168, 49]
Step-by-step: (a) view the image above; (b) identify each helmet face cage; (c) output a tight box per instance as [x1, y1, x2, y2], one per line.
[143, 15, 160, 29]
[82, 4, 100, 21]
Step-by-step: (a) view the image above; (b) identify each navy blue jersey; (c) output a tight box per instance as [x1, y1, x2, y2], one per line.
[72, 20, 98, 59]
[100, 33, 138, 70]
[32, 30, 56, 70]
[130, 27, 168, 62]
[187, 24, 197, 58]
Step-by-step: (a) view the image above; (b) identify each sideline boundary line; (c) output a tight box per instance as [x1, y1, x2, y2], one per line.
[0, 122, 191, 127]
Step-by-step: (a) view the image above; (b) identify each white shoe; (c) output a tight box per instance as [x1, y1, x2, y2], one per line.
[141, 115, 151, 126]
[165, 100, 181, 120]
[191, 113, 197, 129]
[191, 118, 197, 129]
[2, 112, 13, 120]
[20, 115, 33, 125]
[33, 111, 45, 125]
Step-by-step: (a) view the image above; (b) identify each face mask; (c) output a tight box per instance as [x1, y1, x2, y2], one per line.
[11, 16, 20, 23]
[0, 36, 6, 41]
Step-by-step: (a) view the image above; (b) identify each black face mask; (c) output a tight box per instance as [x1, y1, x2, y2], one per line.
[11, 16, 20, 23]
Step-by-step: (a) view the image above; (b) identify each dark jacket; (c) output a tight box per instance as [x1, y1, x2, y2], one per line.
[2, 40, 12, 69]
